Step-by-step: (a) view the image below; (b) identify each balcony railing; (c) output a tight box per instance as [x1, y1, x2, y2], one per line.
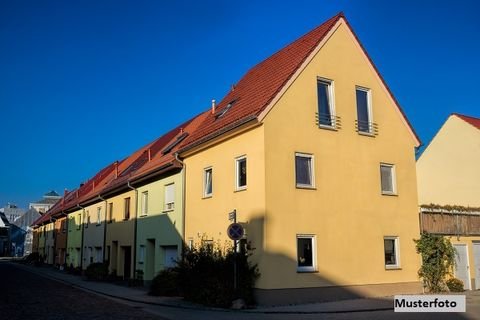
[355, 120, 378, 136]
[315, 113, 341, 129]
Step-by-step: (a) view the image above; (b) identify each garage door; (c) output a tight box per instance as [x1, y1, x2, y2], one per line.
[453, 244, 471, 290]
[473, 242, 480, 290]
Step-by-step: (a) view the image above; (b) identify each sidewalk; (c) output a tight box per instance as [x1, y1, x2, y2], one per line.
[12, 261, 394, 314]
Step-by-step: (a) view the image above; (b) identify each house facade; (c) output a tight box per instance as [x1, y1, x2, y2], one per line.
[417, 113, 480, 290]
[180, 13, 422, 304]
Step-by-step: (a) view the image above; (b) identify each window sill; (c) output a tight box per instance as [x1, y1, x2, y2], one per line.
[297, 269, 318, 273]
[318, 124, 337, 131]
[357, 131, 375, 137]
[122, 218, 129, 221]
[385, 266, 401, 270]
[381, 192, 398, 196]
[139, 214, 148, 218]
[163, 209, 174, 213]
[234, 187, 247, 193]
[96, 223, 101, 226]
[202, 195, 212, 199]
[296, 185, 316, 190]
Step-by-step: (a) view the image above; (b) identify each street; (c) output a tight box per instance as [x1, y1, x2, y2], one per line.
[0, 261, 165, 320]
[1, 260, 479, 320]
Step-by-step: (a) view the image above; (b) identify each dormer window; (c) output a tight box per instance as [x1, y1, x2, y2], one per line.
[215, 99, 237, 119]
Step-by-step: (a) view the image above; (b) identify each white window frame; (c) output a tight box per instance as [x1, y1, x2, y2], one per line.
[96, 207, 101, 225]
[235, 156, 247, 191]
[384, 236, 401, 269]
[356, 86, 373, 134]
[203, 167, 213, 198]
[164, 183, 175, 211]
[296, 234, 317, 272]
[317, 77, 336, 128]
[138, 245, 145, 264]
[141, 191, 149, 216]
[295, 152, 315, 189]
[380, 163, 397, 195]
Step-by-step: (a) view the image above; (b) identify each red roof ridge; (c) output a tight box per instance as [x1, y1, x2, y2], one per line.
[453, 113, 480, 130]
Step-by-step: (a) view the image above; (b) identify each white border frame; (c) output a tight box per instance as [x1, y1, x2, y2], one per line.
[235, 155, 247, 191]
[140, 191, 149, 216]
[295, 152, 315, 189]
[296, 234, 317, 272]
[203, 167, 213, 198]
[317, 77, 336, 129]
[380, 163, 397, 195]
[384, 236, 401, 269]
[355, 86, 373, 134]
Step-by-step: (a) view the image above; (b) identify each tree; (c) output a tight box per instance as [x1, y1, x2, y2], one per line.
[414, 233, 456, 292]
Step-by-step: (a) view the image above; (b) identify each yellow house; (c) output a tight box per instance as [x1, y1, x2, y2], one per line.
[179, 13, 422, 305]
[417, 113, 480, 290]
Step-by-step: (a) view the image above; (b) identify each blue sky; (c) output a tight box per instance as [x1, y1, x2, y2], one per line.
[1, 0, 479, 209]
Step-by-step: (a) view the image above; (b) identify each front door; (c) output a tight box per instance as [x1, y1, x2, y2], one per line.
[473, 242, 480, 290]
[123, 246, 131, 280]
[453, 244, 471, 290]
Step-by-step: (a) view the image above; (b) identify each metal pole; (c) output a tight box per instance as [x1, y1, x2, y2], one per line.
[233, 210, 237, 296]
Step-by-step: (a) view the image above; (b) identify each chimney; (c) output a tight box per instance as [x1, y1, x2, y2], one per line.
[148, 148, 151, 161]
[115, 161, 119, 178]
[211, 99, 216, 114]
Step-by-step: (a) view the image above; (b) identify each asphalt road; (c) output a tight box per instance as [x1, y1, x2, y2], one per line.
[1, 260, 479, 320]
[0, 261, 166, 320]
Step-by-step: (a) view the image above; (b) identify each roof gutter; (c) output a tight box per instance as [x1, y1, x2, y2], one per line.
[178, 115, 258, 156]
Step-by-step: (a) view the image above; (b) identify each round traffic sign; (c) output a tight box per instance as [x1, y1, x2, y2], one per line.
[227, 223, 244, 241]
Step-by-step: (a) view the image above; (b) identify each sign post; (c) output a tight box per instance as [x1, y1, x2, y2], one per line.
[227, 209, 244, 297]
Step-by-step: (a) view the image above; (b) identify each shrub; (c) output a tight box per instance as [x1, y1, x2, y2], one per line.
[414, 233, 456, 293]
[149, 239, 259, 307]
[150, 269, 180, 296]
[446, 278, 464, 292]
[85, 262, 109, 281]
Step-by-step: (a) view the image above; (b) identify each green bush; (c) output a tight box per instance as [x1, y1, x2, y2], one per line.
[150, 269, 180, 296]
[446, 278, 464, 292]
[85, 262, 109, 281]
[149, 239, 260, 307]
[414, 233, 456, 293]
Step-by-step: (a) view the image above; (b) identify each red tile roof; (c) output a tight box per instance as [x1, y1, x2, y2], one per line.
[179, 12, 420, 151]
[454, 113, 480, 130]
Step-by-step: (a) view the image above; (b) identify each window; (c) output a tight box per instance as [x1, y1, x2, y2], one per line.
[235, 156, 247, 190]
[95, 247, 102, 262]
[138, 245, 145, 264]
[163, 246, 178, 268]
[96, 207, 101, 225]
[164, 184, 175, 211]
[384, 237, 400, 269]
[77, 213, 81, 230]
[380, 163, 396, 195]
[317, 78, 335, 127]
[141, 191, 149, 216]
[124, 197, 131, 220]
[85, 210, 90, 228]
[297, 235, 316, 272]
[203, 167, 213, 197]
[356, 87, 372, 133]
[108, 203, 113, 223]
[295, 153, 315, 188]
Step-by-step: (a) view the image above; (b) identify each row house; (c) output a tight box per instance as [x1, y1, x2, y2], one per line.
[32, 13, 425, 304]
[417, 113, 480, 290]
[177, 12, 422, 305]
